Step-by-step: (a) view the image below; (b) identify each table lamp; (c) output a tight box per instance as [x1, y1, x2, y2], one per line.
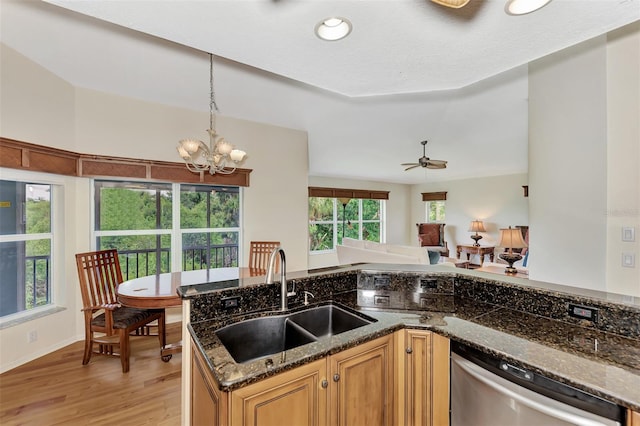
[498, 226, 528, 274]
[468, 220, 486, 246]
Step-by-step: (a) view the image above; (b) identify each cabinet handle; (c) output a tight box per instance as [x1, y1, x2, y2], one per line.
[321, 379, 328, 388]
[406, 347, 413, 354]
[333, 374, 340, 382]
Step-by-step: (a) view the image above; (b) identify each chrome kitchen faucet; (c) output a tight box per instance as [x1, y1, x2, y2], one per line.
[265, 246, 295, 311]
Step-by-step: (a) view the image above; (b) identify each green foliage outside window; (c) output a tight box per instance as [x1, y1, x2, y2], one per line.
[427, 200, 446, 223]
[309, 197, 383, 251]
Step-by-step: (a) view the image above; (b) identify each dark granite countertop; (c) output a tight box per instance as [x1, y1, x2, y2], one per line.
[183, 263, 640, 412]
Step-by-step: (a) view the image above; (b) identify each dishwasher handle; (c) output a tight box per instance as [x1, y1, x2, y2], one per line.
[453, 355, 611, 426]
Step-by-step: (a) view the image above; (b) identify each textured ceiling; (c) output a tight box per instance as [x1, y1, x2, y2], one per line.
[1, 0, 639, 184]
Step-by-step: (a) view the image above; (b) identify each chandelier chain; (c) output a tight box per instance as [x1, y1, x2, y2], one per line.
[209, 54, 219, 131]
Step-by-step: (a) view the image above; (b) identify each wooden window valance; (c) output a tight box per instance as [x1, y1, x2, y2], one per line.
[421, 191, 447, 202]
[0, 137, 252, 186]
[308, 186, 389, 200]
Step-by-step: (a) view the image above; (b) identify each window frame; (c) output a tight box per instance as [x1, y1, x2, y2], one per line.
[0, 169, 65, 324]
[91, 179, 243, 277]
[308, 196, 385, 254]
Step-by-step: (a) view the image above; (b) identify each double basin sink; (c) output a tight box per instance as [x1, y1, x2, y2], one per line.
[215, 304, 376, 364]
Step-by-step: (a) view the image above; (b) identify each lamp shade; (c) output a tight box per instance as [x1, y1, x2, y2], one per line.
[468, 220, 486, 233]
[498, 227, 528, 249]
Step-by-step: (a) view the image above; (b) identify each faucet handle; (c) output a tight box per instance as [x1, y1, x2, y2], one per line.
[303, 291, 315, 306]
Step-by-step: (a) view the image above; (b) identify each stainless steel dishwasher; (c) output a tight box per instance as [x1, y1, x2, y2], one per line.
[450, 342, 626, 426]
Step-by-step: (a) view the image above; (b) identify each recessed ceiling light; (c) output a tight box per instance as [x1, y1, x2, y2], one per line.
[315, 17, 352, 41]
[505, 0, 552, 15]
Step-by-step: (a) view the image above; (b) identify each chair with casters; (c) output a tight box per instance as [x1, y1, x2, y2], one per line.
[248, 241, 281, 276]
[75, 249, 166, 373]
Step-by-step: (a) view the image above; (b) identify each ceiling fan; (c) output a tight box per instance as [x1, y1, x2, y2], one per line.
[401, 140, 448, 171]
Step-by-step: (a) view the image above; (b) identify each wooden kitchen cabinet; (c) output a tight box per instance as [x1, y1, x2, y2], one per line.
[230, 358, 327, 426]
[329, 333, 395, 426]
[628, 409, 640, 426]
[190, 334, 394, 426]
[396, 329, 450, 426]
[191, 343, 228, 426]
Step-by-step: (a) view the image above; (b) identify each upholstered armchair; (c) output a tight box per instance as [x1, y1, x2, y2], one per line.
[417, 223, 449, 257]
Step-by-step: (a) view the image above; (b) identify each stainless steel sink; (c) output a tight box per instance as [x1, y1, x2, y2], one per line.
[287, 304, 374, 339]
[215, 315, 317, 364]
[215, 304, 376, 364]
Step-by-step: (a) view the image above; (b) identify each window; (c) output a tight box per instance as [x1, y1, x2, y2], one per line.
[426, 201, 446, 223]
[309, 197, 384, 252]
[94, 180, 240, 279]
[422, 191, 447, 223]
[0, 180, 53, 318]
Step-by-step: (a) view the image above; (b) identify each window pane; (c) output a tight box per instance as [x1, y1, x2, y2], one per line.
[309, 197, 333, 221]
[0, 239, 51, 316]
[309, 223, 333, 251]
[96, 182, 172, 231]
[0, 181, 51, 235]
[97, 235, 171, 279]
[362, 199, 380, 221]
[427, 201, 446, 222]
[363, 223, 380, 242]
[181, 185, 239, 229]
[339, 223, 359, 245]
[338, 199, 357, 221]
[182, 231, 239, 270]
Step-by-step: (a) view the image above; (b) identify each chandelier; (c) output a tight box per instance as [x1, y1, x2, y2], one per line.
[177, 53, 246, 174]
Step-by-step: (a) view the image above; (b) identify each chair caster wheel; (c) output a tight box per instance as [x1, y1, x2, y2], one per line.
[162, 354, 172, 362]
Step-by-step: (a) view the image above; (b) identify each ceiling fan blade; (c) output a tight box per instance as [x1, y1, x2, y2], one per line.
[431, 0, 470, 8]
[404, 165, 421, 171]
[426, 160, 447, 169]
[401, 162, 419, 166]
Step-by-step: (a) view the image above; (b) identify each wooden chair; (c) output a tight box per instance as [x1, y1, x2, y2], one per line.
[248, 241, 280, 276]
[75, 249, 166, 373]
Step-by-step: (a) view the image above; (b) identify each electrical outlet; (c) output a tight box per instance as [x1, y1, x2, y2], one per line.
[222, 296, 240, 309]
[28, 330, 38, 343]
[622, 253, 636, 268]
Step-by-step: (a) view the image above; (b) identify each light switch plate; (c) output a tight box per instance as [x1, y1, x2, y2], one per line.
[622, 227, 635, 242]
[622, 253, 635, 268]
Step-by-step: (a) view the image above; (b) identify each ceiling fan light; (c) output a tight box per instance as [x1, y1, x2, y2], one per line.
[505, 0, 552, 15]
[315, 17, 352, 41]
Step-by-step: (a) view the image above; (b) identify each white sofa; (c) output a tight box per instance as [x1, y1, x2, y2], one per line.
[336, 238, 457, 266]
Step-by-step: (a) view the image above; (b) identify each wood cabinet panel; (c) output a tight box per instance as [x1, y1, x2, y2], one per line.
[230, 358, 327, 426]
[330, 334, 394, 426]
[191, 343, 227, 426]
[399, 329, 450, 426]
[628, 410, 640, 426]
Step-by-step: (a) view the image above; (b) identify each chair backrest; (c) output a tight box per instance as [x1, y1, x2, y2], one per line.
[248, 241, 280, 274]
[75, 249, 124, 309]
[416, 223, 446, 247]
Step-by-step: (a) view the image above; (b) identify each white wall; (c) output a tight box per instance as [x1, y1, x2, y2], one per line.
[605, 22, 640, 296]
[411, 174, 529, 263]
[529, 22, 640, 296]
[529, 36, 608, 290]
[307, 176, 412, 269]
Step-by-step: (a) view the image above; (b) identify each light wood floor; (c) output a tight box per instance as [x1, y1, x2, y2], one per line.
[0, 322, 182, 426]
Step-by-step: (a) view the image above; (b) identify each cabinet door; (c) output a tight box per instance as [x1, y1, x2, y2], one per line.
[330, 334, 394, 426]
[402, 330, 450, 426]
[230, 358, 328, 426]
[191, 343, 227, 426]
[629, 409, 640, 426]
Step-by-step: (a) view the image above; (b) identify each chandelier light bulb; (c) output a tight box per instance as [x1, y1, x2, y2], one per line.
[230, 149, 246, 162]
